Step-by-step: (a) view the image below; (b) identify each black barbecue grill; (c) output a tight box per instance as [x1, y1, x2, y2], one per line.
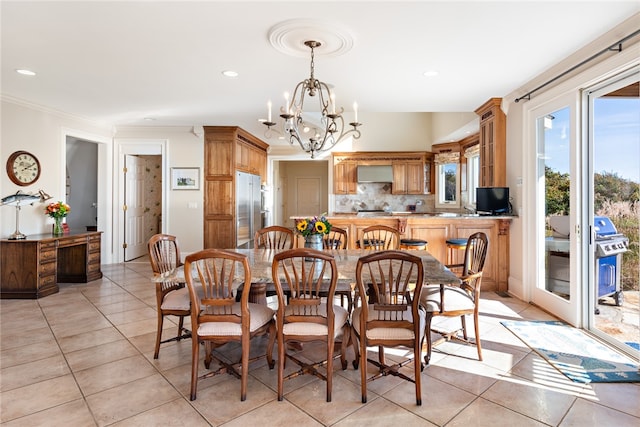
[594, 216, 629, 310]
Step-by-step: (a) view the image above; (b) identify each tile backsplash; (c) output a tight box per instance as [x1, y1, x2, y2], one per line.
[334, 183, 436, 212]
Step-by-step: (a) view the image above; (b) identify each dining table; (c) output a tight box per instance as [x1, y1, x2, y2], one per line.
[154, 248, 461, 306]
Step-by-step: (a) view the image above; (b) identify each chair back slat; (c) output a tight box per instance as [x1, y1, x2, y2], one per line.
[148, 233, 181, 274]
[463, 232, 489, 277]
[185, 249, 250, 323]
[272, 248, 338, 325]
[254, 226, 294, 249]
[323, 226, 348, 249]
[356, 250, 423, 328]
[359, 225, 400, 250]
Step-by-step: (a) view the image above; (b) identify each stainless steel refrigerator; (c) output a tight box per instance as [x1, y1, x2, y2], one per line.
[236, 171, 261, 248]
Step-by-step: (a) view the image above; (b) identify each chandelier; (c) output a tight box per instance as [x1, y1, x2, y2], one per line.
[263, 40, 362, 159]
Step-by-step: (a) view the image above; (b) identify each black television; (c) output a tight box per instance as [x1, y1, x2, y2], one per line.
[476, 187, 510, 215]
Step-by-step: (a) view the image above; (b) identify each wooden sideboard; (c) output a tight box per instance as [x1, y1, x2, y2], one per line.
[1, 231, 102, 299]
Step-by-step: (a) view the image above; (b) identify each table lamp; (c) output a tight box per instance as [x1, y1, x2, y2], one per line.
[0, 190, 52, 240]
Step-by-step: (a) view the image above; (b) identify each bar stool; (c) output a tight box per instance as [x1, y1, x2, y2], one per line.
[446, 237, 468, 264]
[399, 238, 428, 250]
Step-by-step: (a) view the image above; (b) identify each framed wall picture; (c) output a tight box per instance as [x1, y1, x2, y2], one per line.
[171, 167, 200, 190]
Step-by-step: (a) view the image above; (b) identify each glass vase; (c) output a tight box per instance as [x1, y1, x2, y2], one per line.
[53, 217, 63, 235]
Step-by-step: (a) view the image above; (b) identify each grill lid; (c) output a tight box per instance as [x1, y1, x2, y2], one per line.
[594, 216, 618, 237]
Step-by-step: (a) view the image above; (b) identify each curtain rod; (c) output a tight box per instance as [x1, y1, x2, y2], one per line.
[514, 28, 640, 103]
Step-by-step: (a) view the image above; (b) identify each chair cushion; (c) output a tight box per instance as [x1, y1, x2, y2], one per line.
[160, 287, 190, 311]
[160, 284, 205, 311]
[198, 303, 274, 336]
[282, 303, 349, 338]
[420, 285, 474, 313]
[446, 238, 468, 247]
[352, 305, 425, 341]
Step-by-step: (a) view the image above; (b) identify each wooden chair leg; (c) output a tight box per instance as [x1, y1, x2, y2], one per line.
[424, 312, 433, 365]
[266, 322, 276, 369]
[190, 336, 199, 401]
[240, 334, 249, 401]
[414, 340, 422, 405]
[326, 335, 334, 402]
[154, 312, 164, 359]
[474, 311, 482, 361]
[359, 335, 367, 403]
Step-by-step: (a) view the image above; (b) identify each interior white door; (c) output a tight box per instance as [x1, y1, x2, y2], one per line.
[296, 177, 321, 216]
[124, 155, 146, 261]
[529, 95, 581, 325]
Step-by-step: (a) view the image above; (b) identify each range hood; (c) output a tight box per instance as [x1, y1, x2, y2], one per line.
[357, 165, 393, 183]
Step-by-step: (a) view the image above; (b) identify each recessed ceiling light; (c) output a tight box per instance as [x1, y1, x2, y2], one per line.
[16, 69, 36, 76]
[222, 70, 238, 78]
[423, 70, 439, 77]
[143, 117, 156, 121]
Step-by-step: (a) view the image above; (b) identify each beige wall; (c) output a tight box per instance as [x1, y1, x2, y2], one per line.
[0, 99, 113, 260]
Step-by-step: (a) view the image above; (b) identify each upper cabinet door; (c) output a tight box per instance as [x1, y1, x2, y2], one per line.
[475, 98, 506, 187]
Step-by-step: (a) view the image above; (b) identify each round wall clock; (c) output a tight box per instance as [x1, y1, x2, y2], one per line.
[6, 150, 41, 186]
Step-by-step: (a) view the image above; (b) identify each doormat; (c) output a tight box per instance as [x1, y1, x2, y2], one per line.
[501, 320, 640, 383]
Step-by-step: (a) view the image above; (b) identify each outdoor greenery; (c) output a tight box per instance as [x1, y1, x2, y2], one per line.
[546, 167, 639, 290]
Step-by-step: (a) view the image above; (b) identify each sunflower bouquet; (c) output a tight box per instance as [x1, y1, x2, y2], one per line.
[295, 214, 332, 237]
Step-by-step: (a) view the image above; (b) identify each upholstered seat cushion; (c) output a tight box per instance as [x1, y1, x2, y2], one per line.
[352, 304, 425, 341]
[197, 302, 274, 336]
[161, 286, 191, 311]
[420, 285, 474, 313]
[161, 284, 205, 311]
[282, 303, 349, 338]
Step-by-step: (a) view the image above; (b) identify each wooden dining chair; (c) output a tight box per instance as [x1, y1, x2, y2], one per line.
[358, 225, 400, 250]
[321, 226, 352, 310]
[420, 232, 488, 365]
[254, 225, 294, 249]
[271, 248, 351, 402]
[184, 249, 276, 401]
[323, 226, 348, 249]
[351, 250, 426, 405]
[147, 233, 191, 359]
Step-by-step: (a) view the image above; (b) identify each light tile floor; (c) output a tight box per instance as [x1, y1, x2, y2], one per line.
[1, 261, 639, 426]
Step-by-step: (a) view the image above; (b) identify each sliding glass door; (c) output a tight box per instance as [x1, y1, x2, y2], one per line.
[531, 95, 581, 325]
[585, 68, 639, 356]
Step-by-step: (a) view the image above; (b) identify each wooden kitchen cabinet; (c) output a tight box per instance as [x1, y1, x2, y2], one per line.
[203, 126, 269, 248]
[236, 139, 266, 177]
[333, 152, 428, 195]
[475, 97, 506, 187]
[392, 160, 424, 194]
[333, 158, 357, 194]
[325, 214, 511, 292]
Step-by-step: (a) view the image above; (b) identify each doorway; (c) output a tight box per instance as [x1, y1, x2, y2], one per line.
[65, 137, 98, 232]
[115, 140, 167, 263]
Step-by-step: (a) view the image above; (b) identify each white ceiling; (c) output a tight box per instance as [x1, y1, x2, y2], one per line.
[2, 1, 638, 147]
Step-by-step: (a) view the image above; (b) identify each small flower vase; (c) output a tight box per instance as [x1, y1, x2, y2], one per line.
[304, 233, 323, 251]
[53, 217, 63, 235]
[304, 234, 324, 264]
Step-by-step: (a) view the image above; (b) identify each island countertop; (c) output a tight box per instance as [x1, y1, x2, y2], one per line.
[291, 212, 512, 293]
[321, 212, 516, 220]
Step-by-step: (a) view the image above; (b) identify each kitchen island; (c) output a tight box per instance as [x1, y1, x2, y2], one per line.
[307, 212, 513, 292]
